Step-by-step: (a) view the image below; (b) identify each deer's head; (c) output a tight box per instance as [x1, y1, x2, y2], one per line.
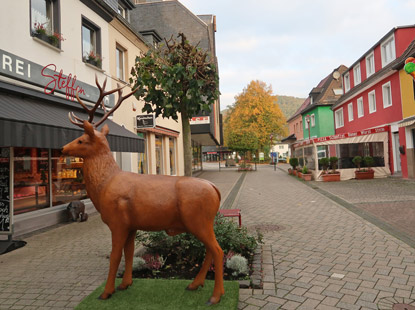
[61, 75, 137, 158]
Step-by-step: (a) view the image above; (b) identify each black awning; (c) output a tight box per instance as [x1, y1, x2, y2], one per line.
[0, 92, 144, 152]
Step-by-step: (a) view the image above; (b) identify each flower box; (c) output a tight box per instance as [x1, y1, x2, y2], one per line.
[302, 174, 312, 181]
[322, 173, 340, 182]
[355, 170, 374, 180]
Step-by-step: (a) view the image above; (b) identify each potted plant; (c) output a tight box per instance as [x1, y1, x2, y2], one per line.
[32, 22, 49, 42]
[297, 166, 303, 178]
[321, 156, 340, 182]
[355, 156, 375, 179]
[84, 50, 102, 68]
[302, 166, 312, 181]
[48, 31, 65, 48]
[289, 158, 298, 176]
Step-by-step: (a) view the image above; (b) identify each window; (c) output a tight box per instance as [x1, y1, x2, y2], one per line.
[366, 52, 375, 77]
[382, 81, 392, 108]
[169, 138, 176, 175]
[348, 103, 354, 122]
[311, 114, 315, 127]
[155, 135, 163, 175]
[137, 132, 147, 174]
[30, 0, 61, 47]
[335, 108, 344, 129]
[368, 90, 376, 113]
[116, 46, 125, 80]
[305, 117, 309, 129]
[357, 97, 364, 118]
[353, 64, 361, 85]
[344, 72, 350, 92]
[381, 35, 396, 67]
[82, 17, 101, 68]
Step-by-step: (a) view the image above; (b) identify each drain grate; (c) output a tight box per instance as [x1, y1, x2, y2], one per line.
[249, 223, 285, 233]
[378, 297, 415, 310]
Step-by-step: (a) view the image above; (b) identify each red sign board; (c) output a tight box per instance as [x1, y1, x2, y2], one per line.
[293, 125, 389, 148]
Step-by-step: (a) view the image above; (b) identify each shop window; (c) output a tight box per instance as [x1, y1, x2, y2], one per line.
[82, 17, 102, 68]
[13, 148, 50, 214]
[192, 140, 202, 171]
[51, 150, 87, 206]
[30, 0, 61, 47]
[169, 137, 176, 175]
[137, 132, 147, 174]
[155, 135, 163, 175]
[336, 142, 384, 169]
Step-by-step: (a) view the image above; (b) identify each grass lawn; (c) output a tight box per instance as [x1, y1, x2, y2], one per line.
[75, 278, 239, 310]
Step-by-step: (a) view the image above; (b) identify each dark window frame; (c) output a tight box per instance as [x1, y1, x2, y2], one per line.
[81, 16, 102, 67]
[30, 0, 62, 48]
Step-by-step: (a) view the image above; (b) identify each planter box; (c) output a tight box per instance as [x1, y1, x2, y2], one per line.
[292, 170, 297, 176]
[302, 174, 312, 181]
[288, 168, 292, 175]
[355, 170, 374, 179]
[322, 173, 340, 182]
[297, 172, 302, 178]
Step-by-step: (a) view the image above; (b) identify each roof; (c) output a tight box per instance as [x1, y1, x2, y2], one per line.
[287, 97, 310, 122]
[281, 133, 296, 143]
[333, 38, 415, 109]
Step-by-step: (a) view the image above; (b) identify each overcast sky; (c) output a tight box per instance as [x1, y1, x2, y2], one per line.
[179, 0, 415, 111]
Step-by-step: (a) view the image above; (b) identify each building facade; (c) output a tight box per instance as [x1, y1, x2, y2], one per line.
[0, 0, 185, 237]
[332, 26, 415, 176]
[129, 0, 222, 172]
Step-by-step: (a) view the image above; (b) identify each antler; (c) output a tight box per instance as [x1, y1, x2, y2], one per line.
[68, 75, 137, 129]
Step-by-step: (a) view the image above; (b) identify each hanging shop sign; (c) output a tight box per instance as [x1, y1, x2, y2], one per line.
[190, 116, 210, 125]
[0, 49, 114, 106]
[136, 114, 155, 129]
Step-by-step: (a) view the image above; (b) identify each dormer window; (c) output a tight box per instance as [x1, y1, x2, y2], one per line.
[366, 52, 375, 77]
[344, 72, 350, 92]
[381, 34, 396, 67]
[353, 64, 361, 85]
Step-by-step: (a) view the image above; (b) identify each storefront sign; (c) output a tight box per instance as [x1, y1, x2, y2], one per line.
[0, 148, 11, 234]
[293, 125, 390, 148]
[136, 114, 155, 129]
[190, 116, 210, 125]
[0, 49, 114, 106]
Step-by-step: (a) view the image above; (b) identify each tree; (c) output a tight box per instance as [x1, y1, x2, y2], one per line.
[130, 33, 220, 176]
[224, 80, 287, 157]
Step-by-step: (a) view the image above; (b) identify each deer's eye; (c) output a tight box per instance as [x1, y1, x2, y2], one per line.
[78, 140, 83, 144]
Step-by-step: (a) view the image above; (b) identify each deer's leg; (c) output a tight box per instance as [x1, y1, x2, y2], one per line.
[99, 229, 129, 300]
[118, 230, 136, 291]
[187, 227, 224, 305]
[186, 250, 212, 290]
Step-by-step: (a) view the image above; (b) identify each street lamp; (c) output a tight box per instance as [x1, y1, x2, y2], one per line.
[306, 114, 311, 140]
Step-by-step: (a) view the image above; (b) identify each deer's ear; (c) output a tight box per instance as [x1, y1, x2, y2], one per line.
[101, 124, 109, 136]
[84, 121, 95, 138]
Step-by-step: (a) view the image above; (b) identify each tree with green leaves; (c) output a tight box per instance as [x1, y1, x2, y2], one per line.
[130, 33, 220, 176]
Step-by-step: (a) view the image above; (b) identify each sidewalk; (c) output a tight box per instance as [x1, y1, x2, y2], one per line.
[0, 165, 415, 309]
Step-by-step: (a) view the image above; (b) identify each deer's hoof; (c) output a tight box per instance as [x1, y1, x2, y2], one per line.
[98, 292, 112, 300]
[206, 296, 221, 305]
[186, 283, 203, 291]
[117, 282, 133, 291]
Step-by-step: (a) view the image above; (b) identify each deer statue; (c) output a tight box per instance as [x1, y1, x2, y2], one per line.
[61, 76, 224, 305]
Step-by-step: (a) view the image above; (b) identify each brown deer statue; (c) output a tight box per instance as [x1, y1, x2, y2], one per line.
[61, 76, 224, 305]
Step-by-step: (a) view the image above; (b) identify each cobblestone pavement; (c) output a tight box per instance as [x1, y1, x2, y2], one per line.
[235, 165, 415, 310]
[0, 165, 415, 309]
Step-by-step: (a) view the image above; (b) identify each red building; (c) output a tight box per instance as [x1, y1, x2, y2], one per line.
[332, 26, 415, 176]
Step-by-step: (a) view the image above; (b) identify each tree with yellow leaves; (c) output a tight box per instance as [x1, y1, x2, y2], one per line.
[224, 80, 287, 159]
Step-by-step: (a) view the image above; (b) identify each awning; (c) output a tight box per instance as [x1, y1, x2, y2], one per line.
[0, 92, 144, 152]
[399, 116, 415, 128]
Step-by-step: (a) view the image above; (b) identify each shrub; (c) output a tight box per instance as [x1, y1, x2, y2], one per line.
[319, 157, 329, 172]
[289, 157, 298, 170]
[136, 214, 262, 267]
[352, 156, 362, 170]
[329, 156, 339, 172]
[302, 166, 309, 174]
[226, 254, 249, 276]
[363, 156, 375, 170]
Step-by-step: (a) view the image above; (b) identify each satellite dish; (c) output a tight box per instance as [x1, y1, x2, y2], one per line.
[332, 71, 341, 80]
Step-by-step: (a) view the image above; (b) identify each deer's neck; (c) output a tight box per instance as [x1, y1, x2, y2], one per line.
[83, 152, 120, 210]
